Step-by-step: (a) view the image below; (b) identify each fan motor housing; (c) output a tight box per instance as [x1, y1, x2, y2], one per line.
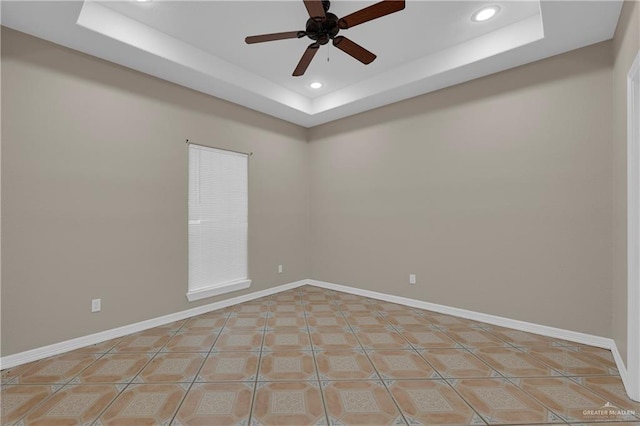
[305, 12, 339, 45]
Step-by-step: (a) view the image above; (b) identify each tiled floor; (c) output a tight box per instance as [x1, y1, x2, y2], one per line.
[2, 285, 639, 425]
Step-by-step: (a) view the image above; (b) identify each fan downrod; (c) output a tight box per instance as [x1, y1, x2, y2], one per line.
[305, 0, 339, 45]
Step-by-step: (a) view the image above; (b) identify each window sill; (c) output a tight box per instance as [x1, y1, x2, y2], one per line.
[186, 279, 252, 302]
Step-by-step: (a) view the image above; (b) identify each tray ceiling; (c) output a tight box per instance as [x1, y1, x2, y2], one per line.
[1, 1, 623, 127]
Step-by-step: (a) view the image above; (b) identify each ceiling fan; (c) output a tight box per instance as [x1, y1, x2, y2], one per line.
[245, 0, 406, 77]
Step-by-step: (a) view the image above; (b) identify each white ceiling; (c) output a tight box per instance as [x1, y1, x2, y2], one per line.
[1, 0, 623, 128]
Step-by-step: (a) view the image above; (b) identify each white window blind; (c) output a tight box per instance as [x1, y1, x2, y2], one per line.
[188, 144, 250, 301]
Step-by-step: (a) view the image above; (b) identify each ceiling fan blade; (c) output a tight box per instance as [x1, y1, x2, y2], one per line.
[293, 43, 320, 76]
[303, 0, 325, 19]
[245, 31, 305, 44]
[338, 0, 405, 29]
[332, 36, 376, 64]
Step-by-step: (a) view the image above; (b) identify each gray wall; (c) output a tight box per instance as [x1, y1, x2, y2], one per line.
[1, 22, 626, 357]
[308, 42, 614, 337]
[1, 28, 310, 356]
[612, 0, 640, 367]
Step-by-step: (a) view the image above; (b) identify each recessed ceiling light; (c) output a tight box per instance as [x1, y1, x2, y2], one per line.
[309, 82, 323, 89]
[472, 6, 500, 22]
[135, 0, 152, 3]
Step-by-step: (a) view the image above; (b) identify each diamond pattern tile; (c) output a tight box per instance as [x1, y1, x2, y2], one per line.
[354, 327, 412, 350]
[6, 353, 100, 384]
[388, 379, 480, 424]
[397, 326, 459, 349]
[96, 383, 186, 424]
[174, 382, 254, 425]
[344, 313, 390, 328]
[322, 380, 402, 425]
[576, 375, 640, 415]
[75, 353, 152, 384]
[181, 315, 226, 332]
[213, 329, 264, 351]
[1, 361, 41, 385]
[136, 352, 205, 383]
[263, 329, 312, 351]
[306, 314, 348, 328]
[1, 285, 633, 426]
[420, 348, 499, 379]
[225, 315, 267, 330]
[451, 378, 562, 424]
[161, 330, 217, 353]
[259, 351, 316, 381]
[267, 315, 307, 328]
[316, 350, 377, 381]
[473, 346, 559, 377]
[110, 330, 173, 353]
[65, 338, 123, 355]
[525, 346, 619, 376]
[0, 385, 56, 424]
[197, 351, 259, 382]
[519, 377, 639, 422]
[310, 327, 361, 351]
[489, 329, 565, 347]
[20, 384, 119, 425]
[367, 349, 438, 379]
[443, 327, 509, 348]
[252, 381, 325, 425]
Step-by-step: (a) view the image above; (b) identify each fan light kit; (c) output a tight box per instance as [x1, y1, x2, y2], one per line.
[245, 0, 406, 77]
[472, 6, 500, 22]
[309, 82, 323, 89]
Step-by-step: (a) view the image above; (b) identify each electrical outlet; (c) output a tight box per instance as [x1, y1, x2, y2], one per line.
[278, 264, 283, 274]
[91, 298, 101, 313]
[409, 274, 416, 285]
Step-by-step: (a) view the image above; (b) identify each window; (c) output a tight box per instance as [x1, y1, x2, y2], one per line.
[187, 144, 250, 301]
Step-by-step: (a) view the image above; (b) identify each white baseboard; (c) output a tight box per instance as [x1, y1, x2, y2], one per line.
[2, 277, 634, 403]
[308, 280, 614, 349]
[308, 279, 637, 396]
[610, 342, 633, 400]
[0, 280, 308, 370]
